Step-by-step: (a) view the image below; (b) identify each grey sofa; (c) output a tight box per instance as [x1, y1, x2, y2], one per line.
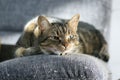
[0, 0, 112, 80]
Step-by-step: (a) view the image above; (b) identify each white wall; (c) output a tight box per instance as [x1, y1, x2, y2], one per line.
[109, 0, 120, 80]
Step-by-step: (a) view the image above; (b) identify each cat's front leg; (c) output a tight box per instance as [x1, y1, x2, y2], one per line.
[15, 46, 41, 57]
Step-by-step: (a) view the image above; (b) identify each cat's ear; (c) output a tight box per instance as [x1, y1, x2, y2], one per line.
[37, 16, 51, 33]
[68, 14, 80, 32]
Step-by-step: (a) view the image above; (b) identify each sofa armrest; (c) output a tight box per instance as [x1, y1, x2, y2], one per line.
[0, 54, 111, 80]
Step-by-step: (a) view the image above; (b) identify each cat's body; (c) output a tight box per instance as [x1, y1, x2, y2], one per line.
[15, 14, 109, 62]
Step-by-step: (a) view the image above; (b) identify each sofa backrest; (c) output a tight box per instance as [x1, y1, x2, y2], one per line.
[0, 0, 112, 38]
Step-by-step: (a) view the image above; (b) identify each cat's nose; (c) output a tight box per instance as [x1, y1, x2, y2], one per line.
[62, 42, 68, 49]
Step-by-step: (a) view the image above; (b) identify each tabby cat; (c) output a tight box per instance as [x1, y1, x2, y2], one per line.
[15, 14, 109, 62]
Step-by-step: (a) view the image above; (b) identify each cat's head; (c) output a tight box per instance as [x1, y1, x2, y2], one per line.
[35, 14, 80, 55]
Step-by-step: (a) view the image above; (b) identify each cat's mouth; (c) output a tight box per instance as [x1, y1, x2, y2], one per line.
[41, 46, 65, 55]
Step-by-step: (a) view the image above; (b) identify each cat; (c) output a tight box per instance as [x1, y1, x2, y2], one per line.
[15, 14, 109, 62]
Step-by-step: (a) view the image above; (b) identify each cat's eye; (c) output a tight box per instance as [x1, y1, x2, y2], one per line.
[70, 35, 75, 39]
[53, 36, 59, 40]
[49, 36, 59, 40]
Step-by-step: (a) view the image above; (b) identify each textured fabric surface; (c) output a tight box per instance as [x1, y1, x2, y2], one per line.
[0, 54, 111, 80]
[0, 0, 111, 38]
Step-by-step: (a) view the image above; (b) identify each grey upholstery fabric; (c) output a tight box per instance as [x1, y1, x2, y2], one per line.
[0, 54, 111, 80]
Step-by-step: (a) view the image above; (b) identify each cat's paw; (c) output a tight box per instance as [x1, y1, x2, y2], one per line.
[99, 44, 109, 62]
[15, 47, 26, 57]
[100, 52, 109, 62]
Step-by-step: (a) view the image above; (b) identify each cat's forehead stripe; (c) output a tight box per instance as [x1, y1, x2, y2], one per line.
[52, 23, 69, 35]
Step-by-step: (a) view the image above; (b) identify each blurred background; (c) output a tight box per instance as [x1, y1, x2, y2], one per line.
[0, 0, 119, 80]
[109, 0, 120, 80]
